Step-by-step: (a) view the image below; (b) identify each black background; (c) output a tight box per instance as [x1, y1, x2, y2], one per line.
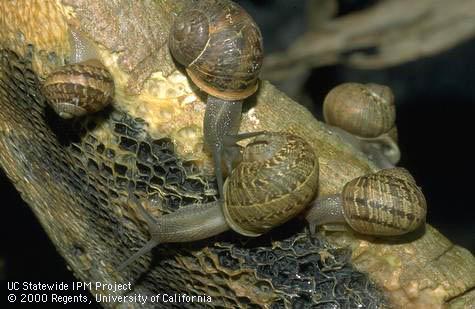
[1, 0, 474, 308]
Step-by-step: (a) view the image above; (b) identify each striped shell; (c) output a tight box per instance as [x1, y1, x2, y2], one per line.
[42, 60, 114, 119]
[169, 0, 263, 101]
[342, 168, 426, 236]
[323, 83, 396, 138]
[222, 132, 319, 237]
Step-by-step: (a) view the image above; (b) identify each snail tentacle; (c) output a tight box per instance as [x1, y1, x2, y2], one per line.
[118, 239, 160, 271]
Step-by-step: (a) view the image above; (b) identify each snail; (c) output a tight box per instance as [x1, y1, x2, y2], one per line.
[169, 0, 264, 198]
[305, 167, 427, 236]
[323, 83, 400, 169]
[42, 29, 114, 119]
[119, 132, 319, 270]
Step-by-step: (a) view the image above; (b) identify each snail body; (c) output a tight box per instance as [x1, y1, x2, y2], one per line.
[42, 29, 114, 119]
[119, 132, 319, 270]
[323, 83, 400, 168]
[306, 168, 427, 236]
[169, 0, 264, 198]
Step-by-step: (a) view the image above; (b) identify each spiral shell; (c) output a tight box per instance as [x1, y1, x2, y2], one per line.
[341, 168, 426, 236]
[222, 132, 319, 237]
[42, 60, 114, 119]
[323, 83, 396, 138]
[169, 0, 263, 101]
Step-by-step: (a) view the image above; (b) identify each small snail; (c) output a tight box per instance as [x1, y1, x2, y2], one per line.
[323, 83, 400, 168]
[306, 168, 427, 236]
[42, 29, 114, 119]
[169, 0, 264, 198]
[119, 132, 319, 270]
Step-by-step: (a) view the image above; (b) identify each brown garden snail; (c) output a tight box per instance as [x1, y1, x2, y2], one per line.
[169, 0, 264, 198]
[323, 83, 400, 169]
[118, 132, 319, 270]
[305, 167, 427, 236]
[42, 29, 114, 119]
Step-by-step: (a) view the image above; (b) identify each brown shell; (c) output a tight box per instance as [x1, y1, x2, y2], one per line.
[42, 60, 114, 119]
[169, 0, 263, 101]
[222, 132, 319, 237]
[323, 83, 396, 138]
[341, 167, 426, 236]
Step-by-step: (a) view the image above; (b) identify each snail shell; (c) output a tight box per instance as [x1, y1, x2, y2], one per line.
[341, 168, 426, 235]
[323, 83, 396, 138]
[42, 29, 114, 119]
[42, 59, 114, 119]
[223, 132, 319, 236]
[169, 0, 263, 101]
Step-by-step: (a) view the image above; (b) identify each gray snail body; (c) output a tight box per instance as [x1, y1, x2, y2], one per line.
[42, 29, 114, 119]
[169, 0, 264, 198]
[306, 167, 427, 236]
[119, 132, 319, 270]
[323, 83, 400, 168]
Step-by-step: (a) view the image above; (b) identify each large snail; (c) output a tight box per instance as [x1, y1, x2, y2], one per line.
[42, 29, 114, 119]
[323, 83, 400, 168]
[169, 0, 264, 198]
[306, 167, 427, 236]
[119, 132, 320, 270]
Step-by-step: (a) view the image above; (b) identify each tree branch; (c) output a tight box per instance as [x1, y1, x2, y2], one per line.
[263, 0, 475, 82]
